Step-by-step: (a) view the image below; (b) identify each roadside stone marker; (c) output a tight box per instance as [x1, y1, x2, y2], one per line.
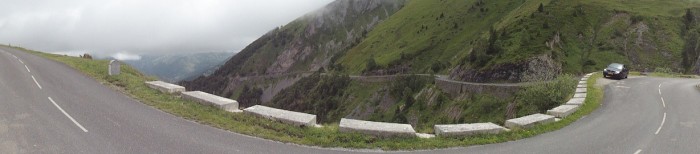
[243, 105, 318, 127]
[145, 81, 185, 94]
[434, 122, 507, 137]
[339, 118, 416, 138]
[565, 98, 585, 105]
[108, 60, 120, 76]
[504, 114, 555, 129]
[547, 105, 579, 118]
[182, 91, 239, 112]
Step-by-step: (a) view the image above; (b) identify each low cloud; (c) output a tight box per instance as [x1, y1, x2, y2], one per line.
[0, 0, 333, 56]
[111, 52, 142, 61]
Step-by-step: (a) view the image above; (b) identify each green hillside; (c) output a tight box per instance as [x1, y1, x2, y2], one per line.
[338, 0, 537, 74]
[339, 0, 700, 81]
[185, 0, 700, 134]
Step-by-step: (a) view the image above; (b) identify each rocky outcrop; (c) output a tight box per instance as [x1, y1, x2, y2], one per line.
[183, 0, 405, 99]
[265, 0, 405, 74]
[449, 54, 561, 83]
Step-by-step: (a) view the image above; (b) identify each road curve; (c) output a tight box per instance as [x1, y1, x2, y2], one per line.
[0, 47, 359, 154]
[427, 76, 700, 154]
[2, 45, 700, 153]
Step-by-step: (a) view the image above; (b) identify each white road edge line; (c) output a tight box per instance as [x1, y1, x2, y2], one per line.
[660, 97, 666, 108]
[634, 149, 642, 154]
[48, 97, 88, 132]
[655, 112, 666, 135]
[12, 55, 17, 59]
[24, 65, 30, 72]
[31, 75, 42, 89]
[18, 59, 23, 64]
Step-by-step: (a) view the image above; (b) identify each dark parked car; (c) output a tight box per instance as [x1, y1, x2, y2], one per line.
[603, 63, 629, 79]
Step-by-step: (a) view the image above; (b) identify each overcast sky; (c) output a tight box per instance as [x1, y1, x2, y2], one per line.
[0, 0, 333, 60]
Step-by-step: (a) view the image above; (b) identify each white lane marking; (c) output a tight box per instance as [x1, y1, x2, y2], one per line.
[24, 65, 30, 72]
[660, 97, 666, 108]
[48, 97, 88, 132]
[655, 112, 666, 135]
[634, 149, 642, 154]
[18, 59, 23, 64]
[31, 75, 42, 89]
[12, 55, 17, 59]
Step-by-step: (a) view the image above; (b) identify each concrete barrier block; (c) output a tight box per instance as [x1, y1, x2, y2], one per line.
[243, 105, 317, 127]
[145, 81, 185, 94]
[575, 88, 587, 93]
[577, 84, 587, 88]
[181, 91, 239, 112]
[339, 118, 416, 138]
[581, 77, 589, 81]
[505, 114, 555, 129]
[565, 98, 585, 105]
[434, 122, 507, 137]
[547, 105, 579, 118]
[578, 81, 587, 85]
[573, 93, 586, 98]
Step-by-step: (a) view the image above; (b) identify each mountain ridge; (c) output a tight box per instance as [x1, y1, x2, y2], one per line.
[182, 0, 700, 130]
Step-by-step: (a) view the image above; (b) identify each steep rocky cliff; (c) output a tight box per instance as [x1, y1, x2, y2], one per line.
[183, 0, 405, 100]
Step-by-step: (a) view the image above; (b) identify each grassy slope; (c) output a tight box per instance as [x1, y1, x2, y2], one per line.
[337, 0, 700, 75]
[9, 45, 603, 150]
[338, 0, 535, 74]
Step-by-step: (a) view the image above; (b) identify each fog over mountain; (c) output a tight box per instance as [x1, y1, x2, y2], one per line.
[0, 0, 333, 59]
[123, 52, 233, 82]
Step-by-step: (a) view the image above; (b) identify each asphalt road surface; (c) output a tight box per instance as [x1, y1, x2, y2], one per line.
[2, 46, 699, 154]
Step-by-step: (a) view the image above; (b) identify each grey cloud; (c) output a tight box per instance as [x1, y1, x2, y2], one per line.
[0, 0, 333, 58]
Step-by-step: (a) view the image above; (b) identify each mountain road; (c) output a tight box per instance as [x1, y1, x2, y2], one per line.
[1, 46, 699, 153]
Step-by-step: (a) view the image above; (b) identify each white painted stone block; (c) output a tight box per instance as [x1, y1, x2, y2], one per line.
[547, 105, 579, 118]
[339, 118, 416, 138]
[577, 84, 587, 88]
[565, 98, 585, 105]
[243, 105, 317, 127]
[581, 77, 589, 81]
[181, 91, 239, 112]
[575, 88, 587, 93]
[578, 81, 587, 85]
[108, 60, 120, 76]
[573, 93, 586, 98]
[145, 81, 185, 94]
[434, 122, 507, 137]
[504, 114, 555, 129]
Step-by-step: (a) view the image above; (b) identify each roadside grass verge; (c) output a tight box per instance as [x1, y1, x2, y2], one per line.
[15, 46, 605, 150]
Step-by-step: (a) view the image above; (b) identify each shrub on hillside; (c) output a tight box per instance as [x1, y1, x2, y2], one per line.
[80, 53, 93, 59]
[514, 74, 576, 117]
[654, 67, 674, 74]
[270, 73, 351, 123]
